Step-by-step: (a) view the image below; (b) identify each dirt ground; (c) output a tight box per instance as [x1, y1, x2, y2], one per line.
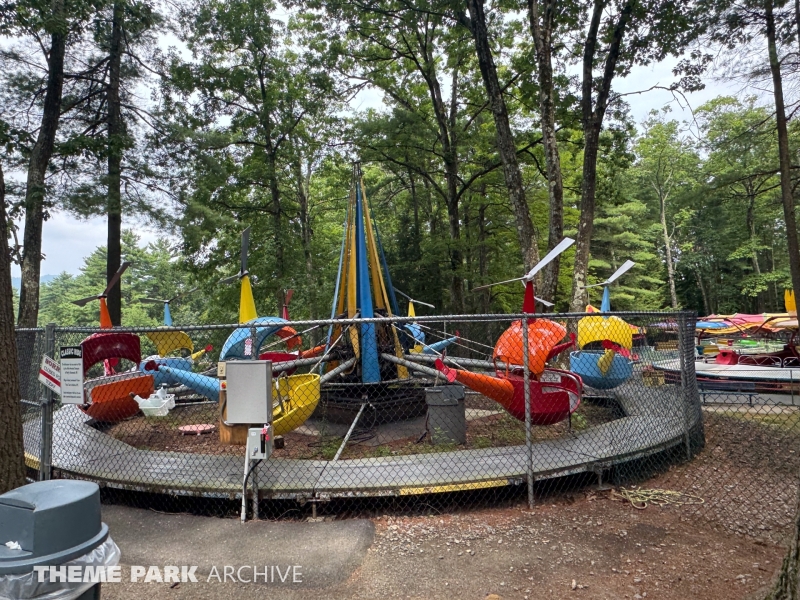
[100, 490, 786, 600]
[656, 407, 800, 543]
[92, 401, 800, 599]
[359, 492, 785, 600]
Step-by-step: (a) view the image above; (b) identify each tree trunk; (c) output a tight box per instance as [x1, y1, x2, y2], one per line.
[660, 194, 679, 309]
[0, 163, 26, 494]
[294, 149, 315, 319]
[765, 0, 800, 308]
[409, 169, 421, 260]
[746, 191, 766, 312]
[528, 0, 564, 306]
[695, 268, 710, 316]
[106, 0, 124, 326]
[466, 0, 539, 271]
[17, 0, 67, 327]
[569, 0, 635, 312]
[764, 479, 800, 599]
[477, 189, 490, 313]
[423, 50, 464, 312]
[268, 151, 285, 313]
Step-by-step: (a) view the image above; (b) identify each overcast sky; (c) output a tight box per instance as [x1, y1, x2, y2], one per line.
[10, 56, 746, 279]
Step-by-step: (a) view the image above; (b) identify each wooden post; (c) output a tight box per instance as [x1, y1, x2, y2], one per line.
[218, 389, 249, 446]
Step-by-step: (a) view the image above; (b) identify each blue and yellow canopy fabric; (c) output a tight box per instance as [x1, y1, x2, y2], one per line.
[328, 169, 408, 382]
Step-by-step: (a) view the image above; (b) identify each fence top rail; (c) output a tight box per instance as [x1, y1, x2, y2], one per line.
[15, 327, 45, 333]
[33, 310, 698, 334]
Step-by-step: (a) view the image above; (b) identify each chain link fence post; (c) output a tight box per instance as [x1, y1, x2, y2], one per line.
[522, 314, 534, 509]
[249, 325, 258, 361]
[39, 323, 56, 481]
[677, 311, 701, 460]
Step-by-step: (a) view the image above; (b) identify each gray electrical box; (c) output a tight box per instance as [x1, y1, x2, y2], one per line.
[225, 360, 272, 424]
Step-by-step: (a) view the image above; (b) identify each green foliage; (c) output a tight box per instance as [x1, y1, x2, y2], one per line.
[37, 230, 201, 326]
[3, 0, 798, 326]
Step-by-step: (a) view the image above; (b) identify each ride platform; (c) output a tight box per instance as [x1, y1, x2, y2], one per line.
[23, 368, 700, 500]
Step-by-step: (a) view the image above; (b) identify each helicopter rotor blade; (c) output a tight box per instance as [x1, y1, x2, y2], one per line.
[471, 276, 524, 292]
[71, 295, 100, 307]
[168, 287, 199, 304]
[393, 288, 435, 308]
[140, 298, 167, 304]
[522, 237, 575, 282]
[581, 259, 636, 289]
[516, 280, 554, 306]
[285, 289, 294, 306]
[606, 259, 636, 284]
[412, 298, 435, 309]
[240, 227, 250, 275]
[102, 261, 131, 297]
[219, 275, 239, 285]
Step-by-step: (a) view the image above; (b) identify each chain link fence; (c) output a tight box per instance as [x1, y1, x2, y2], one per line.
[15, 327, 48, 480]
[14, 311, 722, 523]
[655, 328, 800, 542]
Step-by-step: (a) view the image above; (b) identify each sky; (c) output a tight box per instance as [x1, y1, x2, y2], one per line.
[10, 56, 747, 280]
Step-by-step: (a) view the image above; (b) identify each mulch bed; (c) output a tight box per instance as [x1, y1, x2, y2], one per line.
[103, 395, 618, 460]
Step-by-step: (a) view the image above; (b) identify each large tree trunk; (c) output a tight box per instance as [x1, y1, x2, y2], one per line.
[17, 0, 67, 327]
[106, 0, 124, 326]
[528, 0, 564, 306]
[0, 164, 26, 494]
[569, 0, 634, 313]
[466, 0, 539, 271]
[765, 0, 800, 308]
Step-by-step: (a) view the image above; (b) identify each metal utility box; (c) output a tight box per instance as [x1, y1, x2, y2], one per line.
[225, 360, 272, 424]
[425, 385, 466, 445]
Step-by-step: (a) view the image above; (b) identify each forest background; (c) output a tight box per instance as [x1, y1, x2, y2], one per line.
[2, 0, 799, 329]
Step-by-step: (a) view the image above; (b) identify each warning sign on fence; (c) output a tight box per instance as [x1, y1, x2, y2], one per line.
[60, 346, 84, 404]
[38, 355, 61, 395]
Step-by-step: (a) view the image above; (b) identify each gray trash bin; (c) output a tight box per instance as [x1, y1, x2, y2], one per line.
[426, 385, 466, 445]
[0, 480, 120, 600]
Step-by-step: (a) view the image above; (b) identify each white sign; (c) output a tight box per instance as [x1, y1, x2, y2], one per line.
[38, 355, 61, 395]
[60, 346, 84, 404]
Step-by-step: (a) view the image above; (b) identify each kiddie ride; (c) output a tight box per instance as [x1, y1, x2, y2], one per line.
[71, 263, 151, 422]
[569, 261, 638, 390]
[313, 168, 460, 424]
[140, 227, 325, 436]
[434, 239, 583, 426]
[70, 264, 215, 422]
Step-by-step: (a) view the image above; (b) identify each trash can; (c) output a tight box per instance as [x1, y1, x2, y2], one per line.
[426, 385, 466, 445]
[0, 480, 120, 600]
